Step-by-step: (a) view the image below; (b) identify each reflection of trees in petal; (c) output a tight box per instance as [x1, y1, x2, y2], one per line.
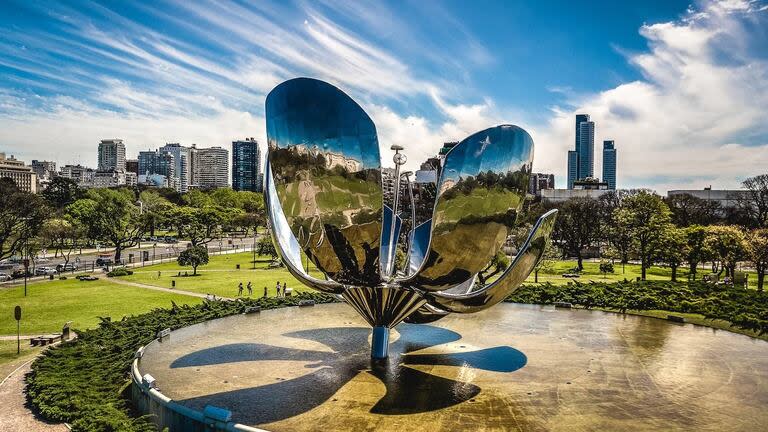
[173, 324, 526, 425]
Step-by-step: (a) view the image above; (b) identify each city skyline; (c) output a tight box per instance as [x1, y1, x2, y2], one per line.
[0, 0, 767, 193]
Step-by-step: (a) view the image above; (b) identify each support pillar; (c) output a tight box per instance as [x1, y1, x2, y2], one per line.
[371, 326, 390, 359]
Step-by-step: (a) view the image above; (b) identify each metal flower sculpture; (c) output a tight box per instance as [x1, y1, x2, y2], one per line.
[265, 78, 557, 359]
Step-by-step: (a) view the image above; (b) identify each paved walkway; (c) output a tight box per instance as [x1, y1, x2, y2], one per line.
[101, 277, 233, 300]
[0, 359, 68, 432]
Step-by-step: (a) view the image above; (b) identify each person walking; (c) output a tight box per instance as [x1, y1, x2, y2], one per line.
[263, 286, 267, 298]
[247, 281, 253, 296]
[282, 282, 287, 297]
[238, 282, 244, 296]
[275, 281, 281, 297]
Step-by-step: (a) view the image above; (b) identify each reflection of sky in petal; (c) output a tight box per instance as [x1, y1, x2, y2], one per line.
[440, 125, 533, 187]
[266, 78, 380, 170]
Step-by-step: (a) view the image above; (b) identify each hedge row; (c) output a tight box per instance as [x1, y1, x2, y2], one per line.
[507, 280, 768, 335]
[26, 292, 337, 432]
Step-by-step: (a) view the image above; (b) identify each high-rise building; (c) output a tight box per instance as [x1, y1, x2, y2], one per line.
[189, 144, 199, 189]
[125, 159, 139, 176]
[528, 173, 555, 196]
[0, 153, 37, 193]
[59, 164, 95, 185]
[98, 139, 126, 172]
[567, 150, 578, 190]
[138, 150, 175, 188]
[567, 114, 596, 189]
[577, 119, 595, 180]
[31, 160, 56, 180]
[232, 138, 262, 192]
[159, 143, 192, 192]
[197, 147, 229, 189]
[602, 140, 617, 190]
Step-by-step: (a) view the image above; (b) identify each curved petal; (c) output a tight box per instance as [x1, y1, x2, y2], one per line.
[423, 209, 557, 313]
[266, 78, 383, 286]
[404, 125, 534, 291]
[265, 161, 343, 294]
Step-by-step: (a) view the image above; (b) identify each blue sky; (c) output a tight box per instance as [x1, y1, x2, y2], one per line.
[0, 0, 766, 192]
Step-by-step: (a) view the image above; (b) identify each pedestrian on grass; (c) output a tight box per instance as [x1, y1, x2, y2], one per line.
[157, 271, 161, 279]
[238, 282, 244, 296]
[263, 286, 267, 297]
[282, 282, 287, 297]
[276, 281, 281, 297]
[247, 281, 253, 296]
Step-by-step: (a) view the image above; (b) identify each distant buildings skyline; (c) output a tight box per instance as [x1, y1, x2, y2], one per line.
[232, 138, 263, 193]
[567, 113, 617, 190]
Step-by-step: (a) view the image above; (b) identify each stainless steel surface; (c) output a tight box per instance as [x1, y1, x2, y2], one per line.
[404, 125, 534, 291]
[266, 77, 383, 287]
[265, 78, 556, 358]
[425, 209, 558, 313]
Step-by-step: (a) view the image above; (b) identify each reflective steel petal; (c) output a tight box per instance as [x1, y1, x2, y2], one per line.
[265, 162, 343, 294]
[404, 125, 534, 291]
[423, 209, 558, 313]
[266, 78, 384, 286]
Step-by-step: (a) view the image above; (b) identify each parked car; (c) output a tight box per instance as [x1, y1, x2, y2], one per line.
[96, 257, 114, 266]
[35, 267, 57, 276]
[164, 236, 178, 243]
[56, 263, 79, 272]
[0, 272, 11, 281]
[11, 269, 31, 279]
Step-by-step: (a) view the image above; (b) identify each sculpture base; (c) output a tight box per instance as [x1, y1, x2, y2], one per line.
[370, 326, 389, 359]
[133, 303, 768, 432]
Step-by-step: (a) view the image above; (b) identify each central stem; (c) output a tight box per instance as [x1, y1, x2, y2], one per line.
[371, 326, 390, 359]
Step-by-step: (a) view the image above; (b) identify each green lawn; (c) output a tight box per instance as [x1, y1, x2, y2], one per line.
[0, 339, 43, 379]
[525, 260, 760, 289]
[0, 278, 202, 335]
[122, 253, 321, 299]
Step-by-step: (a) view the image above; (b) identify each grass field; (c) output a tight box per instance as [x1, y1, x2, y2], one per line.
[524, 260, 760, 289]
[0, 278, 202, 335]
[122, 253, 320, 299]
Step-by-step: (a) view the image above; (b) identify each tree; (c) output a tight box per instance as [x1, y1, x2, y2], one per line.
[745, 229, 768, 291]
[68, 189, 145, 262]
[614, 192, 672, 280]
[0, 178, 48, 261]
[39, 218, 82, 266]
[552, 197, 602, 271]
[665, 193, 721, 226]
[138, 190, 172, 237]
[703, 225, 746, 278]
[740, 174, 768, 228]
[42, 177, 82, 211]
[257, 236, 278, 260]
[657, 227, 688, 282]
[684, 225, 708, 280]
[177, 245, 209, 276]
[477, 251, 510, 285]
[533, 241, 560, 283]
[599, 261, 614, 278]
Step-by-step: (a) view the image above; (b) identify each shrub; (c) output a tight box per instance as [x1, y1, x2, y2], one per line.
[106, 268, 134, 277]
[507, 280, 768, 334]
[26, 292, 337, 431]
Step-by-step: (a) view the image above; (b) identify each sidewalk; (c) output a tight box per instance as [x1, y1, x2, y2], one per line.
[101, 277, 233, 300]
[0, 358, 68, 432]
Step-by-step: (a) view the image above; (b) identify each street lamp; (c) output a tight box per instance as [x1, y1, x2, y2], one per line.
[400, 170, 415, 276]
[386, 145, 407, 278]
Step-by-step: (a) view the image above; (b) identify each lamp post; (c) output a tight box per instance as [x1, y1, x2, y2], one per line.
[386, 145, 406, 278]
[400, 171, 415, 276]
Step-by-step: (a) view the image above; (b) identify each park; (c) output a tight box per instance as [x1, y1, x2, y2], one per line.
[0, 154, 766, 430]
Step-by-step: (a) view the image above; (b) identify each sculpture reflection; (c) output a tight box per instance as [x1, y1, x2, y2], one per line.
[265, 78, 557, 358]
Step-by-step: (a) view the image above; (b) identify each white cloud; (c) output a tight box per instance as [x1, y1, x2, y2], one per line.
[532, 0, 768, 192]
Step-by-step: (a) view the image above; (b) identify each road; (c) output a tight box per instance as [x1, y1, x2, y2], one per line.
[0, 235, 258, 285]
